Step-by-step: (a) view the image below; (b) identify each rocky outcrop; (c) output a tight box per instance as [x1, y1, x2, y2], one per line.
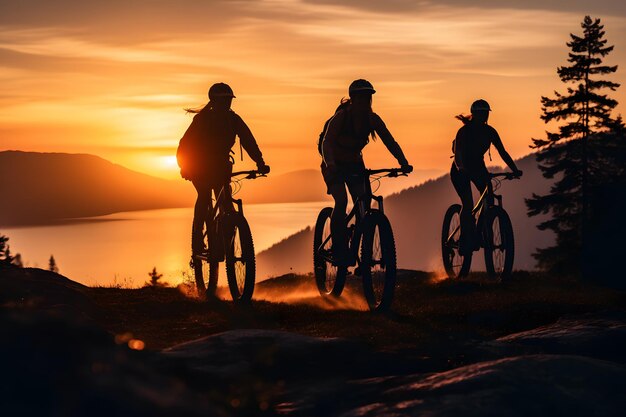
[1, 267, 625, 416]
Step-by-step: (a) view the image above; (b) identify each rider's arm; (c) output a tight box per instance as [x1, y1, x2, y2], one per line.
[233, 113, 266, 167]
[490, 127, 520, 173]
[321, 110, 346, 167]
[371, 113, 409, 166]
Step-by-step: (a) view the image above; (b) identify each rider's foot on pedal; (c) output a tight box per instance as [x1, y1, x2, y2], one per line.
[207, 250, 221, 263]
[192, 239, 206, 256]
[205, 290, 219, 303]
[332, 248, 350, 267]
[333, 256, 350, 267]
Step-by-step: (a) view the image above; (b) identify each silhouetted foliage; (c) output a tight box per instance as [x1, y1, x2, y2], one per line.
[49, 255, 59, 273]
[0, 234, 9, 263]
[526, 16, 626, 274]
[0, 233, 22, 267]
[12, 253, 23, 268]
[146, 267, 165, 288]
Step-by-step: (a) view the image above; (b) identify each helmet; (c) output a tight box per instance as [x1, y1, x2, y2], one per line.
[208, 83, 236, 100]
[348, 79, 376, 96]
[470, 99, 491, 113]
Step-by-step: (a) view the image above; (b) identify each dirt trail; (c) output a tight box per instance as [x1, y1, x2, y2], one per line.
[87, 270, 625, 351]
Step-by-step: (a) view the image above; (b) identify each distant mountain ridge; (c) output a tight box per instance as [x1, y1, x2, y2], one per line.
[0, 151, 443, 226]
[0, 151, 194, 226]
[256, 153, 555, 277]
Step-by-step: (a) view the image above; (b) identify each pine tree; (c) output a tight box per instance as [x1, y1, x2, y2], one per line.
[49, 255, 59, 273]
[146, 267, 164, 287]
[526, 16, 624, 273]
[0, 234, 14, 266]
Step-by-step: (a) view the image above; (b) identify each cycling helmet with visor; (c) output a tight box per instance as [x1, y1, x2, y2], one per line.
[470, 99, 491, 113]
[349, 79, 376, 97]
[209, 83, 236, 100]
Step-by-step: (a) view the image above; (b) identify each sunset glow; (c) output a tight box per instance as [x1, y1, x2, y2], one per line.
[1, 1, 625, 178]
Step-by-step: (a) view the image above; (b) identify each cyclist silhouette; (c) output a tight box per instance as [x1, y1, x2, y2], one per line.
[176, 83, 270, 256]
[320, 79, 412, 265]
[451, 99, 522, 255]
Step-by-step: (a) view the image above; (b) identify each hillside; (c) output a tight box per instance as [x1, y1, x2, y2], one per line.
[0, 151, 194, 226]
[256, 153, 554, 278]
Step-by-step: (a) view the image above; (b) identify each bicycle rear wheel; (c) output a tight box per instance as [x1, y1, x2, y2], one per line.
[360, 210, 396, 312]
[192, 222, 219, 298]
[483, 206, 514, 282]
[224, 213, 256, 303]
[313, 207, 347, 297]
[441, 204, 471, 279]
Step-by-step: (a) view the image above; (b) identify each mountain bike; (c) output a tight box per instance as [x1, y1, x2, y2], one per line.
[313, 168, 406, 312]
[441, 172, 520, 281]
[191, 170, 266, 303]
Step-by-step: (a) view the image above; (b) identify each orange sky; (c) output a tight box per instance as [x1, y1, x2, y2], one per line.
[1, 0, 625, 179]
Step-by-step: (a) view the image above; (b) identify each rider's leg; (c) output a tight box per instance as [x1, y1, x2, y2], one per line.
[450, 164, 475, 255]
[347, 170, 371, 217]
[470, 167, 492, 251]
[329, 182, 350, 266]
[192, 180, 212, 254]
[218, 180, 235, 214]
[471, 167, 492, 207]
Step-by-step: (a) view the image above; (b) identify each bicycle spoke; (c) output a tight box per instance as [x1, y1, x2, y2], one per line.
[370, 225, 386, 302]
[489, 215, 506, 274]
[322, 217, 337, 292]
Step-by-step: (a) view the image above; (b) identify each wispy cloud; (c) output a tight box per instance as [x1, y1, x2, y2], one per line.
[0, 0, 625, 175]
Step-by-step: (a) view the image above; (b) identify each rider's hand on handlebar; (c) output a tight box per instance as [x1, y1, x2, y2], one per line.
[257, 164, 270, 175]
[401, 164, 413, 174]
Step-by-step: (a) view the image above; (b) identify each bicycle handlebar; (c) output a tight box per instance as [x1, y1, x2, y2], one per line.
[231, 170, 268, 180]
[366, 168, 409, 177]
[489, 171, 522, 180]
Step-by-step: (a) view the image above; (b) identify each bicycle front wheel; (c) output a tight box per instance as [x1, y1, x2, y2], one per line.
[193, 259, 219, 298]
[360, 210, 397, 312]
[224, 213, 256, 303]
[441, 204, 471, 279]
[313, 207, 347, 297]
[483, 206, 514, 282]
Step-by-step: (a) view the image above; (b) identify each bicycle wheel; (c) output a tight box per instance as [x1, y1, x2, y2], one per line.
[360, 210, 396, 312]
[313, 207, 347, 297]
[192, 222, 220, 298]
[224, 213, 256, 303]
[441, 204, 471, 279]
[483, 206, 514, 282]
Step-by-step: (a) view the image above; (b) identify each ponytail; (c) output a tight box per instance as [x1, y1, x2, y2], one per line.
[455, 114, 472, 125]
[184, 101, 211, 114]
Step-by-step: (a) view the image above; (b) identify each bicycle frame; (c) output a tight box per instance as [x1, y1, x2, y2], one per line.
[196, 170, 264, 263]
[315, 168, 404, 265]
[445, 172, 515, 245]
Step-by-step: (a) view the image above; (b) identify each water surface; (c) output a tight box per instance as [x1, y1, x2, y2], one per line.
[5, 202, 328, 287]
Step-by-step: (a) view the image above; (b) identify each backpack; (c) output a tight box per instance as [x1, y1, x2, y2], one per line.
[176, 109, 237, 180]
[317, 101, 351, 157]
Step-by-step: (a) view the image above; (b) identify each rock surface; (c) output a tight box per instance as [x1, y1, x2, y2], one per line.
[2, 266, 625, 416]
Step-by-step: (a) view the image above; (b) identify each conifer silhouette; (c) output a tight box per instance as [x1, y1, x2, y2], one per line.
[526, 16, 625, 273]
[49, 255, 59, 273]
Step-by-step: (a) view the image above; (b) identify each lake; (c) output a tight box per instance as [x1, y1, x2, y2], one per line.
[4, 202, 329, 287]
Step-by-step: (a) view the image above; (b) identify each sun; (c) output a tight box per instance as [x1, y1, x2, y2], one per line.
[161, 155, 179, 168]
